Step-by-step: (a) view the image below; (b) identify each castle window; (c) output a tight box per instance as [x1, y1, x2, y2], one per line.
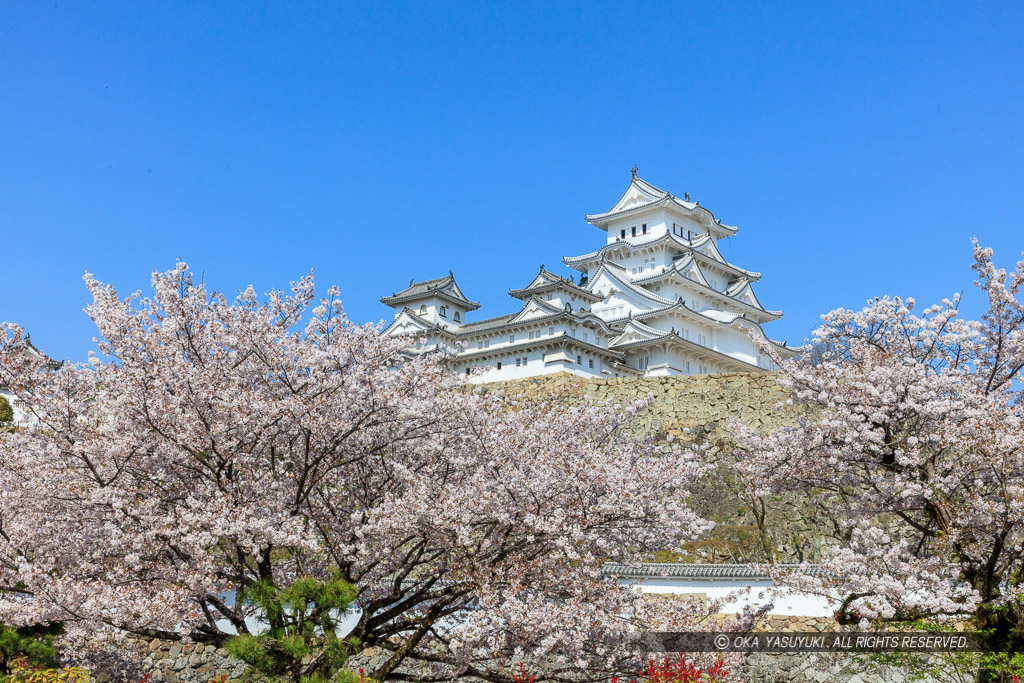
[466, 368, 471, 376]
[620, 229, 626, 238]
[638, 356, 649, 371]
[496, 361, 502, 370]
[516, 358, 521, 367]
[577, 355, 582, 365]
[419, 304, 427, 315]
[588, 359, 594, 369]
[439, 306, 447, 318]
[509, 334, 515, 343]
[454, 311, 461, 322]
[631, 226, 637, 237]
[642, 223, 647, 234]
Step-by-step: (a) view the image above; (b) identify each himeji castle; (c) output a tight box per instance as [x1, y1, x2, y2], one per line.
[381, 169, 798, 382]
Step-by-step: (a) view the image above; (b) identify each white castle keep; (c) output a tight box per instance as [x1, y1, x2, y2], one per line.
[382, 170, 798, 382]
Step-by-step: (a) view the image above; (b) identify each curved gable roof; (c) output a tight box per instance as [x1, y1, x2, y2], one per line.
[381, 272, 480, 311]
[586, 261, 676, 309]
[584, 172, 737, 236]
[508, 265, 602, 302]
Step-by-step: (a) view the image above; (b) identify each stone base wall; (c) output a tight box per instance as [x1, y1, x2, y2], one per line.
[135, 618, 972, 683]
[736, 652, 966, 683]
[136, 639, 245, 683]
[481, 372, 800, 440]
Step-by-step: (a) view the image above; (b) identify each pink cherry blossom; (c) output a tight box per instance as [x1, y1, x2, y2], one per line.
[0, 264, 735, 681]
[734, 242, 1024, 676]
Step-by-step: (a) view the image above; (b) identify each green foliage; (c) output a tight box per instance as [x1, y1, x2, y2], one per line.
[225, 576, 361, 683]
[860, 619, 1024, 683]
[0, 396, 13, 427]
[0, 622, 63, 676]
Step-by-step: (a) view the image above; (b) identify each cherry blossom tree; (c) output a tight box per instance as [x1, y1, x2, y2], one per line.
[0, 263, 731, 681]
[735, 242, 1024, 681]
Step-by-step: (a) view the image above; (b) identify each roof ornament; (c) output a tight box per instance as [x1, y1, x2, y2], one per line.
[631, 165, 638, 180]
[409, 279, 414, 286]
[684, 192, 691, 202]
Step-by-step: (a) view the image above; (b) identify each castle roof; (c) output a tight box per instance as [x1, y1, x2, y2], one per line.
[600, 562, 821, 581]
[384, 296, 617, 340]
[584, 170, 738, 237]
[563, 231, 761, 281]
[628, 261, 782, 324]
[380, 272, 480, 311]
[585, 261, 676, 308]
[455, 332, 625, 364]
[608, 321, 772, 373]
[456, 297, 616, 337]
[602, 302, 797, 358]
[508, 265, 602, 302]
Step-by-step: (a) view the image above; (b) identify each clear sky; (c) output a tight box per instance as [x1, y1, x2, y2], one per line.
[2, 2, 1022, 362]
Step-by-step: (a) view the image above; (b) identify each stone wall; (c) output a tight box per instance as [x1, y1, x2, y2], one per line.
[136, 639, 245, 683]
[480, 372, 800, 441]
[133, 618, 966, 683]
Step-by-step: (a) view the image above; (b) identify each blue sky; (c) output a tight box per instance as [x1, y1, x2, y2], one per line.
[2, 1, 1022, 362]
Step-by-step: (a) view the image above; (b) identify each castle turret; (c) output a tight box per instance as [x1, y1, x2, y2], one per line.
[380, 272, 479, 328]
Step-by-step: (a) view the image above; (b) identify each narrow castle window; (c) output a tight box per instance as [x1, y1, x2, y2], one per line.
[454, 311, 461, 322]
[419, 304, 427, 315]
[439, 306, 447, 318]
